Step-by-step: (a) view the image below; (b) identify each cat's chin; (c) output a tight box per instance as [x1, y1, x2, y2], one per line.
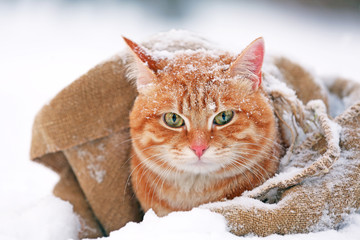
[177, 158, 222, 175]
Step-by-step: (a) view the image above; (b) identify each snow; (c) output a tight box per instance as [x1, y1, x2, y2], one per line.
[0, 196, 80, 240]
[145, 29, 218, 52]
[142, 29, 226, 60]
[91, 209, 239, 240]
[1, 1, 360, 240]
[76, 148, 107, 184]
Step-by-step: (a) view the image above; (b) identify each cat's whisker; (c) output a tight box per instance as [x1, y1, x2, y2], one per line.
[116, 136, 144, 168]
[141, 159, 168, 204]
[226, 144, 280, 161]
[233, 148, 281, 163]
[150, 164, 173, 207]
[227, 141, 276, 151]
[116, 135, 142, 146]
[227, 161, 255, 188]
[124, 153, 164, 196]
[125, 159, 156, 197]
[148, 159, 175, 206]
[229, 152, 269, 179]
[253, 133, 283, 146]
[173, 166, 182, 192]
[240, 132, 283, 145]
[233, 149, 273, 159]
[231, 134, 283, 149]
[228, 158, 264, 186]
[122, 144, 167, 168]
[226, 144, 272, 153]
[139, 156, 166, 190]
[216, 144, 272, 157]
[159, 166, 172, 195]
[230, 153, 272, 181]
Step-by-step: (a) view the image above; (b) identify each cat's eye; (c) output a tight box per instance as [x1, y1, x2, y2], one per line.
[213, 110, 234, 126]
[164, 112, 184, 128]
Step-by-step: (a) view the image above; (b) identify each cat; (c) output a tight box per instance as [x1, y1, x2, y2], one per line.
[124, 32, 282, 217]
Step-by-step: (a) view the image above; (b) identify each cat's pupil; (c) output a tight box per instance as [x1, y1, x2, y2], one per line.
[164, 112, 184, 128]
[213, 110, 234, 125]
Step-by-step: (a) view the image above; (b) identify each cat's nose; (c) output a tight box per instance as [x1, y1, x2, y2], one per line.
[191, 144, 208, 158]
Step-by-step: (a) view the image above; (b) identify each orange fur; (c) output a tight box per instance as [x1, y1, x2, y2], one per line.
[128, 40, 281, 216]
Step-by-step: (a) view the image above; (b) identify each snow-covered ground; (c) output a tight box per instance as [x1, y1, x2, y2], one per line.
[0, 1, 359, 239]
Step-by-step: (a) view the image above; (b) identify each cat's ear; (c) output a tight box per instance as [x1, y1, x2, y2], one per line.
[229, 37, 264, 91]
[123, 37, 157, 91]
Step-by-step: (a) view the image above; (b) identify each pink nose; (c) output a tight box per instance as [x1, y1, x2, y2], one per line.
[191, 144, 208, 158]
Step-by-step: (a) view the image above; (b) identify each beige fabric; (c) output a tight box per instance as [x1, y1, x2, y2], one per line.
[30, 56, 141, 238]
[30, 48, 360, 238]
[243, 99, 340, 199]
[274, 57, 329, 108]
[30, 56, 137, 160]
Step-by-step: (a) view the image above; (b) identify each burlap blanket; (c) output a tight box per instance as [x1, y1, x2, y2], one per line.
[30, 43, 360, 238]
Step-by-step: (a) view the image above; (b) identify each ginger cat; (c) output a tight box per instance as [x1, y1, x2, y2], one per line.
[125, 34, 281, 216]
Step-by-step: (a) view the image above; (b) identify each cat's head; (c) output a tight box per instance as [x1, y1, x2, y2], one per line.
[126, 36, 277, 176]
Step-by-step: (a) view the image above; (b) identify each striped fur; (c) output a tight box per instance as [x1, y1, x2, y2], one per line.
[129, 51, 281, 216]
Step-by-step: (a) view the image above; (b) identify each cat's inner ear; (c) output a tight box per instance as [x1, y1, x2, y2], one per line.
[123, 37, 157, 91]
[229, 37, 265, 91]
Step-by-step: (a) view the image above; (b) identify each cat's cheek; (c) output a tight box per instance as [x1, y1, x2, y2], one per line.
[139, 131, 165, 146]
